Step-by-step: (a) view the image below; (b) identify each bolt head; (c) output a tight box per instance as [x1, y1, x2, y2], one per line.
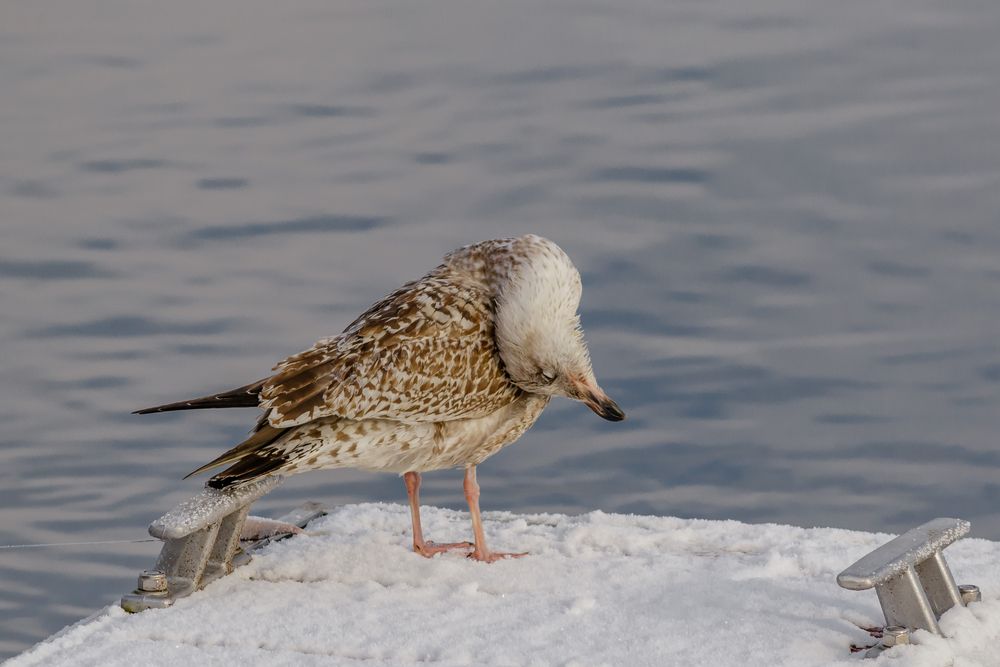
[138, 570, 168, 592]
[882, 625, 910, 647]
[959, 584, 982, 605]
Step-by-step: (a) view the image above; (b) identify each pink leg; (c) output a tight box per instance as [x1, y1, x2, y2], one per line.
[404, 471, 473, 557]
[463, 466, 527, 563]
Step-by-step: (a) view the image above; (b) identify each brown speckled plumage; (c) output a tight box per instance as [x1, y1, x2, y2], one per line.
[260, 266, 522, 428]
[139, 235, 623, 560]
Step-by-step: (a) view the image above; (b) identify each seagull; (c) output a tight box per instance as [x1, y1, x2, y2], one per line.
[136, 234, 624, 562]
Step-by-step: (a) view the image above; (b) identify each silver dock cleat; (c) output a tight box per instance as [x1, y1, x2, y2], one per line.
[837, 517, 979, 658]
[121, 476, 326, 613]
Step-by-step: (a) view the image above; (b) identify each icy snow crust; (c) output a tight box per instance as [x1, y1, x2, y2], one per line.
[12, 504, 1000, 667]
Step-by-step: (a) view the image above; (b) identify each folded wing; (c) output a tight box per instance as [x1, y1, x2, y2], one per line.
[260, 273, 521, 427]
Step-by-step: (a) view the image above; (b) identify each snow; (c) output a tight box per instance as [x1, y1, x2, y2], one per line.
[11, 504, 1000, 667]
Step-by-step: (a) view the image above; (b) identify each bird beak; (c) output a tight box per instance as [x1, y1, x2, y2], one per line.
[570, 376, 625, 422]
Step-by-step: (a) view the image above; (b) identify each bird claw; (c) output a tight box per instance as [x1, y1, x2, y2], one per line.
[240, 516, 306, 541]
[413, 540, 475, 557]
[468, 549, 528, 563]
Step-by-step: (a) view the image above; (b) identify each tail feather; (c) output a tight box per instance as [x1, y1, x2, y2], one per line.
[206, 452, 291, 489]
[183, 422, 287, 480]
[140, 378, 296, 490]
[134, 380, 266, 415]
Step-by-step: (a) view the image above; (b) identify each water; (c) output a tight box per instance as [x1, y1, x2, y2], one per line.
[3, 0, 1000, 657]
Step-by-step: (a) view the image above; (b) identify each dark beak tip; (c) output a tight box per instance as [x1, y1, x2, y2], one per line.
[601, 405, 626, 422]
[590, 398, 625, 422]
[579, 386, 625, 422]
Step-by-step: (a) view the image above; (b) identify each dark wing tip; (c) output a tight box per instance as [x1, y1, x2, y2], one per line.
[132, 380, 266, 416]
[132, 401, 200, 415]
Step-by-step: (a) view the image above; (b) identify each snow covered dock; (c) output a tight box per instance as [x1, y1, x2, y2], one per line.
[11, 504, 1000, 667]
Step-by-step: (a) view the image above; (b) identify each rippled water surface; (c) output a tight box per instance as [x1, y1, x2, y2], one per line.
[4, 0, 1000, 657]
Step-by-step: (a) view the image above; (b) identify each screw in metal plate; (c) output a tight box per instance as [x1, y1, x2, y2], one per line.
[882, 626, 910, 648]
[138, 569, 168, 593]
[959, 584, 982, 605]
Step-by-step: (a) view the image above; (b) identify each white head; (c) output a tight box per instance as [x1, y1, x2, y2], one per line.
[492, 235, 624, 421]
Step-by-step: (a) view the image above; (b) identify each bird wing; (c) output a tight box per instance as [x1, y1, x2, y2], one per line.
[259, 273, 521, 427]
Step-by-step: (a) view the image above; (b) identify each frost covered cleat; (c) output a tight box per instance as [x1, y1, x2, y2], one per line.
[121, 480, 326, 614]
[837, 516, 980, 657]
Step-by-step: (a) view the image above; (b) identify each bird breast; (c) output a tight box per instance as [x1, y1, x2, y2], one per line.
[275, 392, 551, 475]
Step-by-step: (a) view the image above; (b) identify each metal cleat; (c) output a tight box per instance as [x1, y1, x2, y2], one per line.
[121, 476, 326, 613]
[837, 517, 979, 657]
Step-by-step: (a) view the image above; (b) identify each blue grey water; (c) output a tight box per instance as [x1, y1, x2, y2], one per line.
[3, 0, 1000, 657]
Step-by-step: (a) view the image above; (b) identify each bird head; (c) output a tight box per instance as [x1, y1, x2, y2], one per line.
[493, 236, 625, 422]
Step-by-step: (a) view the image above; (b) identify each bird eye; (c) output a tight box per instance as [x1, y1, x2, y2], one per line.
[540, 369, 556, 383]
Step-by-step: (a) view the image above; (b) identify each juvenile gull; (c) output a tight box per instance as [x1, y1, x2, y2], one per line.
[136, 234, 624, 562]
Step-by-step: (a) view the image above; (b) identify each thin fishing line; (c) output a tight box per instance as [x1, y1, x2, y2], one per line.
[0, 538, 158, 550]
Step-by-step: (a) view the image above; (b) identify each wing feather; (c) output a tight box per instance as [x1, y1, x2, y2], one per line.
[260, 272, 520, 427]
